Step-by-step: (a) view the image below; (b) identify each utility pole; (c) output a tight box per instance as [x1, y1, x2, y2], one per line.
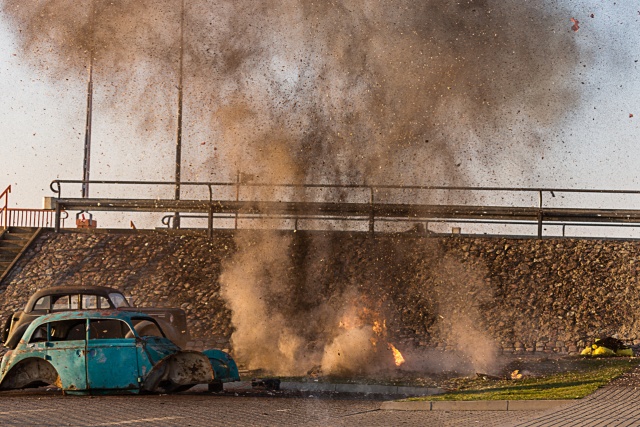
[82, 3, 95, 199]
[173, 0, 185, 229]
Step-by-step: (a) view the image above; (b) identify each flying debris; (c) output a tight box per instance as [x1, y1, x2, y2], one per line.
[571, 18, 580, 32]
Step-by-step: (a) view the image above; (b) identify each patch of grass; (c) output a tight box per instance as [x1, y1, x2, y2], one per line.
[409, 358, 637, 401]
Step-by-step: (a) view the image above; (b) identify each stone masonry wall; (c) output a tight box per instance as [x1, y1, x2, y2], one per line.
[1, 230, 639, 356]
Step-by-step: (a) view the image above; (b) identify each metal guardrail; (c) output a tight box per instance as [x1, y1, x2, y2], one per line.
[160, 214, 640, 238]
[49, 179, 640, 238]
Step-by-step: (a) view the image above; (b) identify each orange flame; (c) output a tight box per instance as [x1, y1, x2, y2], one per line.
[372, 320, 384, 335]
[388, 343, 405, 367]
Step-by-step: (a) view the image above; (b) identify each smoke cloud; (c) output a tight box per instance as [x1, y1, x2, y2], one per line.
[428, 254, 497, 373]
[3, 1, 582, 374]
[3, 0, 581, 184]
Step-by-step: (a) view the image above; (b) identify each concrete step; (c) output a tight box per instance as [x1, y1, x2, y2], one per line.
[7, 227, 38, 234]
[2, 233, 32, 241]
[0, 246, 22, 254]
[0, 240, 24, 249]
[0, 228, 38, 281]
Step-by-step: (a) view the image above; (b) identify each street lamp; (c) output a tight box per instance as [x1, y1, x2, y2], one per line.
[82, 1, 95, 199]
[174, 0, 185, 229]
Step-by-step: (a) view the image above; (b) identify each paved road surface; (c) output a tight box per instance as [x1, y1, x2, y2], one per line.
[504, 365, 640, 427]
[5, 365, 640, 426]
[0, 391, 539, 426]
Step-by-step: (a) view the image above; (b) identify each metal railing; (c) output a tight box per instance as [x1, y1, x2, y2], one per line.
[49, 179, 640, 238]
[0, 185, 10, 229]
[50, 179, 640, 203]
[1, 208, 68, 229]
[1, 185, 68, 229]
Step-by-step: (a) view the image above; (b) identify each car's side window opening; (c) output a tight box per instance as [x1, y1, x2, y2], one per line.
[89, 319, 133, 340]
[64, 321, 86, 340]
[52, 295, 81, 311]
[31, 319, 87, 342]
[28, 324, 48, 343]
[82, 295, 98, 309]
[98, 296, 110, 309]
[109, 293, 129, 308]
[33, 296, 51, 311]
[51, 295, 70, 310]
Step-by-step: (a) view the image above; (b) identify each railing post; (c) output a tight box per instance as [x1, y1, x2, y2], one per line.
[369, 187, 375, 234]
[536, 190, 543, 239]
[55, 203, 61, 232]
[235, 171, 240, 230]
[207, 206, 213, 239]
[537, 211, 543, 239]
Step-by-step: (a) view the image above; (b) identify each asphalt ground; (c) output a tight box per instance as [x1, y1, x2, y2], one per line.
[0, 388, 543, 427]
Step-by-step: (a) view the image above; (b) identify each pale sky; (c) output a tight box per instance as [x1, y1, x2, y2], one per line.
[1, 1, 639, 232]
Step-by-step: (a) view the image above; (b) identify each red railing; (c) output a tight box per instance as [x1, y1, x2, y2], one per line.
[0, 185, 10, 230]
[2, 208, 67, 228]
[0, 186, 67, 229]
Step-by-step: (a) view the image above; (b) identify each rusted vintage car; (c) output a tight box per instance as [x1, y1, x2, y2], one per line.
[0, 310, 239, 394]
[2, 286, 189, 349]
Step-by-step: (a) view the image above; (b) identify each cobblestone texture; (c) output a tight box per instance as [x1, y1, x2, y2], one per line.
[0, 392, 542, 427]
[1, 229, 639, 355]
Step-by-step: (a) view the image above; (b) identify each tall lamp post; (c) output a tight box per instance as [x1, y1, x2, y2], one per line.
[77, 1, 97, 229]
[82, 55, 94, 199]
[82, 3, 95, 199]
[174, 0, 185, 229]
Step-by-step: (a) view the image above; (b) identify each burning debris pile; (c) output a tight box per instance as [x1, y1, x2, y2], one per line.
[219, 232, 411, 376]
[219, 232, 499, 376]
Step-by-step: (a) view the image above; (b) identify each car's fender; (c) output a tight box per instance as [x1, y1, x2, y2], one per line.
[201, 349, 240, 383]
[0, 357, 60, 390]
[141, 350, 214, 393]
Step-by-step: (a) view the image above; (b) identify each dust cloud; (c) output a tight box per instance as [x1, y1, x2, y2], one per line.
[220, 231, 396, 376]
[3, 0, 581, 185]
[428, 255, 497, 374]
[3, 1, 582, 374]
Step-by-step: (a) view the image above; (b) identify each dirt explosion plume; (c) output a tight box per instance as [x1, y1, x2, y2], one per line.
[3, 0, 583, 374]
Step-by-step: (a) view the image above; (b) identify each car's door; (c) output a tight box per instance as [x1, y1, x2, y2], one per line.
[86, 319, 140, 391]
[45, 319, 88, 391]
